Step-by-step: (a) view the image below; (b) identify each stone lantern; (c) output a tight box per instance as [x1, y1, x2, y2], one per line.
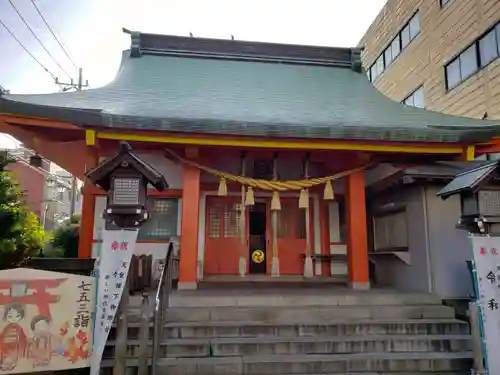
[438, 159, 500, 234]
[85, 142, 168, 228]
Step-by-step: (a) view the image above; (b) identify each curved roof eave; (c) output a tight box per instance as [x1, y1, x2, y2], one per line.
[0, 47, 499, 143]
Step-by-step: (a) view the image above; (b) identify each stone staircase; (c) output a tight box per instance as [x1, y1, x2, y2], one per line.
[103, 288, 473, 374]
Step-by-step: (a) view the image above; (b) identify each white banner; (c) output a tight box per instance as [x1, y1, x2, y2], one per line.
[470, 235, 500, 374]
[90, 229, 138, 375]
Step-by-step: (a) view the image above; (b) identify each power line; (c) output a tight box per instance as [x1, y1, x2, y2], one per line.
[28, 0, 78, 71]
[7, 0, 71, 79]
[0, 18, 56, 80]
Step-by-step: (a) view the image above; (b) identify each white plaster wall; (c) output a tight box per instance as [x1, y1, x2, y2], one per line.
[136, 153, 183, 189]
[328, 201, 347, 276]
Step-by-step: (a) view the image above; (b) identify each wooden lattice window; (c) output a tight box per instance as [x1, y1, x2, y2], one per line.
[223, 203, 242, 238]
[105, 198, 179, 240]
[138, 199, 179, 240]
[207, 202, 222, 239]
[207, 201, 243, 239]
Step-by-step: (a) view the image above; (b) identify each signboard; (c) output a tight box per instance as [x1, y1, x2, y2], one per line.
[0, 268, 95, 374]
[470, 235, 500, 374]
[90, 229, 138, 375]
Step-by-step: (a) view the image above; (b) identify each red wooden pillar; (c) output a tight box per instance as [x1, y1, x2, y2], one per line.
[178, 147, 201, 290]
[78, 150, 98, 258]
[346, 170, 370, 289]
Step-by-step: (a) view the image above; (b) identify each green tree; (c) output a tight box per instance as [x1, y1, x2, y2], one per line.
[46, 214, 80, 258]
[0, 152, 47, 269]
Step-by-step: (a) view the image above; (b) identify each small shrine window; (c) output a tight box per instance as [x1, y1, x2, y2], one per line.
[104, 197, 179, 240]
[139, 198, 179, 240]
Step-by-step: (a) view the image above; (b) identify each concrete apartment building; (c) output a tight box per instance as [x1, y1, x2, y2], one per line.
[359, 0, 500, 120]
[6, 147, 82, 229]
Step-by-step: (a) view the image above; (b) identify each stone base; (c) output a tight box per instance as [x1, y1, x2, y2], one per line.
[178, 281, 198, 290]
[349, 281, 370, 290]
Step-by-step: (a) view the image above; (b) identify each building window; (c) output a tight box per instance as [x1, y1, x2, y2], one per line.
[376, 55, 385, 76]
[409, 14, 420, 40]
[373, 210, 408, 251]
[403, 86, 425, 108]
[105, 197, 179, 240]
[461, 44, 479, 79]
[445, 22, 500, 90]
[368, 12, 420, 82]
[445, 58, 461, 90]
[384, 46, 393, 67]
[479, 29, 498, 67]
[445, 46, 479, 90]
[390, 37, 401, 60]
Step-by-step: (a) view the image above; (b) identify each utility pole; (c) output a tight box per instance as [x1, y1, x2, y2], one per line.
[55, 68, 89, 219]
[55, 68, 89, 92]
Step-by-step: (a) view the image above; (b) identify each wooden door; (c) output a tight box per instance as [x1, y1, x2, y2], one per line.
[273, 198, 314, 275]
[204, 197, 244, 275]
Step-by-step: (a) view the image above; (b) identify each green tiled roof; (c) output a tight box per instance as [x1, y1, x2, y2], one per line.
[1, 32, 499, 143]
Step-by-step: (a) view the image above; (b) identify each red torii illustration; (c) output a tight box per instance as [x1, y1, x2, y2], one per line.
[0, 279, 67, 319]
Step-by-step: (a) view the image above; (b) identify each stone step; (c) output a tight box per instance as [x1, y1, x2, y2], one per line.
[109, 319, 470, 340]
[103, 334, 471, 358]
[100, 351, 473, 374]
[163, 319, 470, 339]
[168, 290, 443, 307]
[164, 304, 456, 322]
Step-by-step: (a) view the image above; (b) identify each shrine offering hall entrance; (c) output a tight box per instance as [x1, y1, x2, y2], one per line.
[249, 202, 267, 274]
[204, 196, 312, 276]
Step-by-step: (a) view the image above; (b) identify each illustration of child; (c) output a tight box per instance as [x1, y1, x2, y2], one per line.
[27, 315, 55, 368]
[0, 303, 27, 371]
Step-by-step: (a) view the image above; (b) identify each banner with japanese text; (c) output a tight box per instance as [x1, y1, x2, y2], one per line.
[90, 229, 138, 375]
[0, 268, 95, 374]
[471, 234, 500, 374]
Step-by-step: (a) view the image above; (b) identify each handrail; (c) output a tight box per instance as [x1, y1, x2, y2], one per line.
[152, 241, 175, 375]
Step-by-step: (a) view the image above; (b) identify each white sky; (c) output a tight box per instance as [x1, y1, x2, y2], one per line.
[0, 0, 386, 147]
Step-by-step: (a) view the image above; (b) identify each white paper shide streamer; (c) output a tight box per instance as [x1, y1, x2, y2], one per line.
[90, 229, 139, 375]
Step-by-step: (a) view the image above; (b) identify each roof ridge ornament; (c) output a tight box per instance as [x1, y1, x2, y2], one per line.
[350, 47, 363, 73]
[123, 28, 142, 57]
